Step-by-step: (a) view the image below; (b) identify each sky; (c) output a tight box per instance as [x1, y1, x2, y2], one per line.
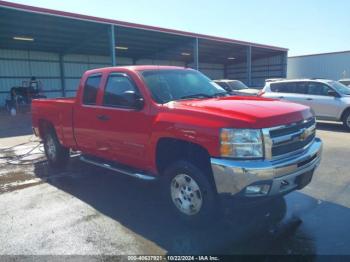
[8, 0, 350, 56]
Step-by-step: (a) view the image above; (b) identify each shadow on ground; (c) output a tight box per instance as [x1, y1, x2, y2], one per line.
[316, 121, 348, 133]
[0, 112, 33, 138]
[31, 157, 330, 255]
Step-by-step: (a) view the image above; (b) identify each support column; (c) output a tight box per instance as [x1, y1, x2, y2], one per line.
[224, 64, 228, 79]
[193, 37, 199, 70]
[282, 51, 288, 78]
[59, 54, 66, 97]
[246, 46, 252, 87]
[109, 24, 116, 66]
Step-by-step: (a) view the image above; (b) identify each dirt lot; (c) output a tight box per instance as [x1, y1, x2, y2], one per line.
[0, 112, 350, 256]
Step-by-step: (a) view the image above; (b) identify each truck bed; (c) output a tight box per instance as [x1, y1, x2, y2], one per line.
[31, 97, 77, 148]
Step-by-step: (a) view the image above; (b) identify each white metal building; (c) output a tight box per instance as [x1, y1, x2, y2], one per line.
[288, 51, 350, 80]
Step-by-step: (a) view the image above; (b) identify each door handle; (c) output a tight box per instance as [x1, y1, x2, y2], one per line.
[306, 98, 313, 101]
[97, 115, 110, 121]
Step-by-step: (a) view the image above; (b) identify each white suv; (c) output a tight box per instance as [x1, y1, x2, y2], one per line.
[260, 79, 350, 130]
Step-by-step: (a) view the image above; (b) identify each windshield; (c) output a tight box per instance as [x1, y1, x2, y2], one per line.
[339, 80, 350, 86]
[227, 80, 248, 90]
[141, 69, 227, 103]
[330, 81, 350, 95]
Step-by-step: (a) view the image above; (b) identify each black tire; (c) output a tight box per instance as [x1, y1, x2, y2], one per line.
[43, 128, 70, 169]
[162, 160, 218, 226]
[342, 110, 350, 131]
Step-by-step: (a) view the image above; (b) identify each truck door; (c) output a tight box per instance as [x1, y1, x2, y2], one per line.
[73, 73, 107, 156]
[96, 72, 152, 169]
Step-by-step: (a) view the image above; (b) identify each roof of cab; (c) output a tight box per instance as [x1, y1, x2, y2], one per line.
[84, 65, 190, 75]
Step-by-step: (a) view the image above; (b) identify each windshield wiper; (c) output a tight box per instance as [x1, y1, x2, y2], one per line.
[211, 92, 228, 97]
[179, 93, 213, 100]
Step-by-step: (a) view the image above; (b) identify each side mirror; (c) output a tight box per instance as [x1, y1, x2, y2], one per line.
[122, 90, 144, 110]
[327, 90, 338, 97]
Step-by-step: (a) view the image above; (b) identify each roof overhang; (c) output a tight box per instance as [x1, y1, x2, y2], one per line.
[0, 0, 288, 64]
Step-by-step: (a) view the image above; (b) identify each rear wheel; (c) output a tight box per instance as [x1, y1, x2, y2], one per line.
[43, 129, 70, 169]
[163, 160, 218, 226]
[343, 110, 350, 131]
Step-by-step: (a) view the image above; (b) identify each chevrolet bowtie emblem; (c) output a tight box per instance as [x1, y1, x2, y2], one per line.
[300, 128, 310, 141]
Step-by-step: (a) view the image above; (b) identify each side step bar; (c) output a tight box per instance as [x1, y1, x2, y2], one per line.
[80, 156, 157, 181]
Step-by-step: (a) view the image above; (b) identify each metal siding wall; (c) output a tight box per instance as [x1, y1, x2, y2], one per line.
[29, 51, 59, 61]
[0, 60, 31, 76]
[0, 49, 61, 106]
[226, 62, 247, 83]
[135, 59, 184, 66]
[226, 53, 285, 87]
[288, 52, 350, 80]
[1, 48, 284, 103]
[63, 54, 110, 94]
[200, 63, 224, 80]
[0, 49, 29, 59]
[186, 62, 224, 79]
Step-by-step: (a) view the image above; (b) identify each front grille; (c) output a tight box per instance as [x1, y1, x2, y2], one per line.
[272, 133, 315, 156]
[270, 118, 315, 138]
[264, 118, 316, 158]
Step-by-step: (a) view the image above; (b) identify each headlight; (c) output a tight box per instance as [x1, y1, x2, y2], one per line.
[220, 129, 263, 159]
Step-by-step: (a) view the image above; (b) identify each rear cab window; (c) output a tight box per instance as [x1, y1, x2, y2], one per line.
[82, 74, 102, 105]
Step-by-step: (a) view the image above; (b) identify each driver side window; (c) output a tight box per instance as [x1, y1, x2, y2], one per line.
[103, 73, 139, 108]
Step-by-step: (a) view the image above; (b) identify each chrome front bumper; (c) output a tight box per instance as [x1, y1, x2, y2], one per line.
[210, 138, 322, 197]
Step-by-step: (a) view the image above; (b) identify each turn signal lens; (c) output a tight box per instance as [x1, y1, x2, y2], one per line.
[220, 143, 232, 156]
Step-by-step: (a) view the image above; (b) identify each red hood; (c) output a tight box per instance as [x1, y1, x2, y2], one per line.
[166, 96, 312, 128]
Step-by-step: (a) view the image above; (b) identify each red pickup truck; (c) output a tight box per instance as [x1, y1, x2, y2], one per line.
[32, 66, 322, 224]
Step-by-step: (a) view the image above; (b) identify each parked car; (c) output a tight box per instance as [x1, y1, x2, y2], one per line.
[32, 66, 322, 225]
[214, 79, 259, 96]
[339, 79, 350, 87]
[265, 78, 286, 83]
[260, 79, 350, 130]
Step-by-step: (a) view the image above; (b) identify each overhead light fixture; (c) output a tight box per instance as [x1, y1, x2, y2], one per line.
[181, 52, 191, 56]
[13, 36, 34, 41]
[227, 57, 236, 60]
[115, 46, 128, 50]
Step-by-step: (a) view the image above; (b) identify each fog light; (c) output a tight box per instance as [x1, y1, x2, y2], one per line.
[245, 184, 270, 195]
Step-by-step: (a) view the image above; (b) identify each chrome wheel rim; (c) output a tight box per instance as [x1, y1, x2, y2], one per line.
[170, 174, 202, 216]
[46, 135, 56, 160]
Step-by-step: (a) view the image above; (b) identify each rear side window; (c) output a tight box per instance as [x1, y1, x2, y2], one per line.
[307, 82, 331, 96]
[82, 74, 102, 105]
[294, 82, 308, 94]
[103, 73, 139, 108]
[270, 82, 296, 93]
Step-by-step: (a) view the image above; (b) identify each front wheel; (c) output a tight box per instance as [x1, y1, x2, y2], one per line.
[343, 110, 350, 131]
[43, 130, 70, 169]
[163, 160, 218, 226]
